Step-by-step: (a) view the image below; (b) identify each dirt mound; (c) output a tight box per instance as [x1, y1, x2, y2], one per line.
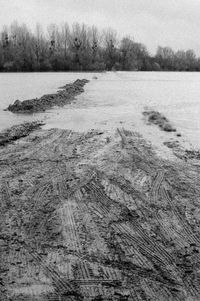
[1, 126, 200, 300]
[6, 79, 89, 113]
[143, 110, 176, 132]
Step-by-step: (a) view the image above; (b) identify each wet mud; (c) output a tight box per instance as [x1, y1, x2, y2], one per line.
[1, 126, 200, 300]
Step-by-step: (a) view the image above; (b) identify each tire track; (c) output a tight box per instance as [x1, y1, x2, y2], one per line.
[162, 186, 200, 245]
[23, 244, 83, 300]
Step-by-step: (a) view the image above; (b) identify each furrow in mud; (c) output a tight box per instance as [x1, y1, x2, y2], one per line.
[23, 246, 82, 299]
[162, 186, 200, 245]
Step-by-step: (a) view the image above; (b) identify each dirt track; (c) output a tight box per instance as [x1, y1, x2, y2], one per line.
[1, 126, 200, 300]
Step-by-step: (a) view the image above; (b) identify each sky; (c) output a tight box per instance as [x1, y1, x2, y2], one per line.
[0, 0, 200, 55]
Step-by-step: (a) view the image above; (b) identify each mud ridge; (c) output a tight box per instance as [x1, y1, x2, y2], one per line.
[0, 121, 44, 146]
[143, 110, 176, 132]
[5, 78, 89, 113]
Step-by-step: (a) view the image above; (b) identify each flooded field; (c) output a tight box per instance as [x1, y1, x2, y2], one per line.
[1, 71, 200, 149]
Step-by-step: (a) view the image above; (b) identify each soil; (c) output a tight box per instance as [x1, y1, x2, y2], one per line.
[5, 79, 89, 113]
[1, 125, 200, 300]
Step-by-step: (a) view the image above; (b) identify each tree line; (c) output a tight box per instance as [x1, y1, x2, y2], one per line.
[1, 21, 200, 72]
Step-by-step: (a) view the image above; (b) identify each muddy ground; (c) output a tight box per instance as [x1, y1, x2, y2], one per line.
[1, 125, 200, 300]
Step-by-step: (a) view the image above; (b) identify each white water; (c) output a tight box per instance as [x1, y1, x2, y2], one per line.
[1, 71, 200, 149]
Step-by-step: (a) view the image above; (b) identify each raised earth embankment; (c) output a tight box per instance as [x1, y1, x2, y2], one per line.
[5, 79, 89, 113]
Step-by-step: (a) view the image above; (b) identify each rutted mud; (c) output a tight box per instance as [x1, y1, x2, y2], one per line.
[6, 79, 89, 113]
[163, 139, 200, 162]
[1, 126, 200, 300]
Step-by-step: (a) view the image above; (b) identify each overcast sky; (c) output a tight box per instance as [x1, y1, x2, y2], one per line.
[0, 0, 200, 55]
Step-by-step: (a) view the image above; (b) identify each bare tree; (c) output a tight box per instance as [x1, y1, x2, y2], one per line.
[103, 28, 118, 69]
[0, 21, 199, 72]
[47, 23, 57, 55]
[120, 36, 137, 70]
[61, 22, 70, 59]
